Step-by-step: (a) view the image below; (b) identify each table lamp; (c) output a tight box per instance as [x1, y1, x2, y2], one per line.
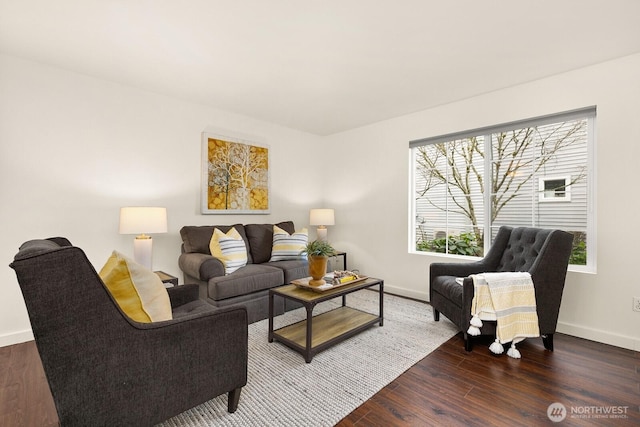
[119, 207, 167, 270]
[309, 208, 335, 242]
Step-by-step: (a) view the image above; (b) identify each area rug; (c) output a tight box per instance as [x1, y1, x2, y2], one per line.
[159, 291, 458, 427]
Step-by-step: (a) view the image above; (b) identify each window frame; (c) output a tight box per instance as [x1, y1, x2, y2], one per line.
[409, 106, 597, 273]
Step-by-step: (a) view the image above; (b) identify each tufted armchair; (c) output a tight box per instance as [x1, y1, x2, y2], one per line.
[9, 238, 248, 426]
[429, 226, 573, 351]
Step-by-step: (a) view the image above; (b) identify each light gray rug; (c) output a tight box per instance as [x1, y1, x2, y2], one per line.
[159, 291, 457, 427]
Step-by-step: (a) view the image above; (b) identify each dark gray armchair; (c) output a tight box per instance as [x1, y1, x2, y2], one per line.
[429, 226, 573, 351]
[9, 238, 248, 426]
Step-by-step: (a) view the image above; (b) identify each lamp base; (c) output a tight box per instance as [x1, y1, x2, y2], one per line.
[316, 227, 328, 242]
[133, 236, 153, 270]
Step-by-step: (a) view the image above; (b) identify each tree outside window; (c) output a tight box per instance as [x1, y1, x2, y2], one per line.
[411, 108, 594, 269]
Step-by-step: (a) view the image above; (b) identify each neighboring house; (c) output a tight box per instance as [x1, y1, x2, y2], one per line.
[413, 117, 589, 254]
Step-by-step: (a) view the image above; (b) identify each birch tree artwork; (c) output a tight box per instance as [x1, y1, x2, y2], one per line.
[203, 135, 269, 213]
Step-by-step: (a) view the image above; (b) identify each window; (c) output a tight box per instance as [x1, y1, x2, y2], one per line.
[539, 176, 571, 202]
[410, 107, 595, 271]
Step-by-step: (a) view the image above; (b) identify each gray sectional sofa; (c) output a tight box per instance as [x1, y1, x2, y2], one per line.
[179, 221, 308, 323]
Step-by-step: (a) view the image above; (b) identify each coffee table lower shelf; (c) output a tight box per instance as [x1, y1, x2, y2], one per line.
[271, 306, 380, 362]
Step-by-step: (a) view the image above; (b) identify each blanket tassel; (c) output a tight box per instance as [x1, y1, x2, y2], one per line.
[507, 343, 521, 359]
[489, 339, 504, 355]
[467, 315, 482, 336]
[470, 315, 483, 327]
[467, 326, 480, 336]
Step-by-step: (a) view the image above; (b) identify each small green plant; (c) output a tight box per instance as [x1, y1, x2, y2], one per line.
[569, 240, 587, 265]
[416, 240, 431, 252]
[419, 229, 587, 264]
[417, 232, 482, 257]
[301, 240, 336, 257]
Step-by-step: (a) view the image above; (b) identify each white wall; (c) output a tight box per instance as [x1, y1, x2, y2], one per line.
[325, 53, 640, 351]
[0, 54, 323, 346]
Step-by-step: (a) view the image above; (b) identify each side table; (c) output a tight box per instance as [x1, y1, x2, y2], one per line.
[331, 251, 347, 271]
[155, 271, 178, 287]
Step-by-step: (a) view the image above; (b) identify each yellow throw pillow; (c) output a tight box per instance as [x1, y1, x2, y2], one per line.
[209, 227, 248, 274]
[99, 251, 172, 323]
[270, 225, 308, 261]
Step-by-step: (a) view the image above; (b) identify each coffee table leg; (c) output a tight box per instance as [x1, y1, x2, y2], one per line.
[268, 291, 274, 342]
[379, 281, 384, 326]
[305, 304, 313, 363]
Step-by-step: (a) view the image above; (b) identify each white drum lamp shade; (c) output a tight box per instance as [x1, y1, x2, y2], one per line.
[309, 209, 335, 242]
[119, 207, 167, 270]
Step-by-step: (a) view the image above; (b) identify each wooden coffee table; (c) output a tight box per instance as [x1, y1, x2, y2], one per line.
[268, 277, 384, 363]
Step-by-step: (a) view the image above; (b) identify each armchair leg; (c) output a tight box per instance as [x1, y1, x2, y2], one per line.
[463, 332, 473, 352]
[542, 334, 554, 351]
[228, 387, 242, 413]
[433, 308, 440, 321]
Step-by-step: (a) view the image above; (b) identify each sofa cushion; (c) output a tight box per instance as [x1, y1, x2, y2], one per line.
[207, 264, 284, 301]
[209, 227, 248, 274]
[264, 260, 309, 284]
[270, 225, 308, 261]
[431, 275, 463, 308]
[180, 224, 252, 264]
[245, 221, 295, 263]
[99, 251, 172, 323]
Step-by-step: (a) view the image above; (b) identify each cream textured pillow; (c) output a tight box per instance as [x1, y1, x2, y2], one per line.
[270, 225, 308, 261]
[209, 227, 248, 274]
[99, 251, 172, 323]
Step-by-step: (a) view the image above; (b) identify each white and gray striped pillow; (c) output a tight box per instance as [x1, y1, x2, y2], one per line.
[270, 225, 308, 261]
[210, 227, 248, 274]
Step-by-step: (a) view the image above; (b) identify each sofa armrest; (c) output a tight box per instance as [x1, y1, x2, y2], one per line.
[430, 259, 492, 280]
[115, 306, 248, 423]
[179, 252, 225, 281]
[166, 284, 200, 309]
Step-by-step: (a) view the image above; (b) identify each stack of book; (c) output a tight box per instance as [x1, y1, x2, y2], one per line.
[327, 271, 360, 285]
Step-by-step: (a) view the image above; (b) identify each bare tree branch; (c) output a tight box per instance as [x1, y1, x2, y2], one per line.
[415, 120, 587, 247]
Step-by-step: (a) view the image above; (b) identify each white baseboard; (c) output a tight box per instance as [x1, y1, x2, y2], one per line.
[0, 329, 34, 348]
[384, 284, 429, 302]
[384, 284, 639, 352]
[557, 321, 640, 352]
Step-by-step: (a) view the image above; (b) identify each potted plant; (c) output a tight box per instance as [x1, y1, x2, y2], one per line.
[301, 240, 336, 286]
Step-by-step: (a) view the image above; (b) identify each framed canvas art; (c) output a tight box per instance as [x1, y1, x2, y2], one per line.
[201, 132, 270, 214]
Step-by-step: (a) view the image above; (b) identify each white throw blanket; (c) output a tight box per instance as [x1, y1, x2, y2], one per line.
[467, 272, 539, 358]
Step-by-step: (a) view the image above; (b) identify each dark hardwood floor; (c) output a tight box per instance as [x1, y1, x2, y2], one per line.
[338, 333, 640, 427]
[1, 333, 638, 426]
[0, 341, 58, 427]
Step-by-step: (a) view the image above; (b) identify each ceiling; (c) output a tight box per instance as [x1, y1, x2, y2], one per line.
[2, 1, 640, 136]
